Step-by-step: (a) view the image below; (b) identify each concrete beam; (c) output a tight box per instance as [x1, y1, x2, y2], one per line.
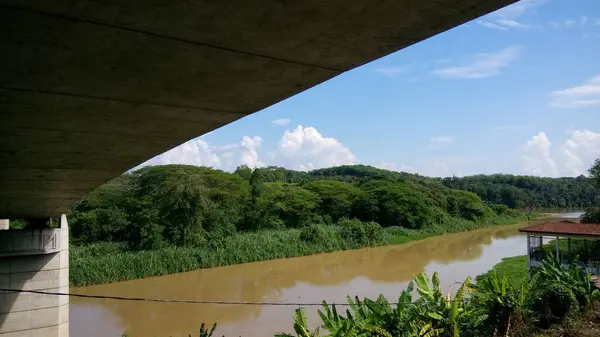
[0, 0, 517, 218]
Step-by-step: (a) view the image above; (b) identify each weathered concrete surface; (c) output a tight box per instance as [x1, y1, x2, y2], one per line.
[0, 215, 69, 337]
[0, 0, 517, 218]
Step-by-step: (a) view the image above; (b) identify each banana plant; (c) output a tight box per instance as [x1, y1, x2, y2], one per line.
[412, 272, 486, 337]
[533, 255, 600, 308]
[275, 308, 320, 337]
[472, 270, 524, 336]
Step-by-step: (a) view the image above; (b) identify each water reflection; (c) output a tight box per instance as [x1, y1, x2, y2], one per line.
[70, 219, 554, 337]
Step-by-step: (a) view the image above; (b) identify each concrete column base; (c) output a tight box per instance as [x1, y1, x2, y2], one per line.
[0, 215, 69, 337]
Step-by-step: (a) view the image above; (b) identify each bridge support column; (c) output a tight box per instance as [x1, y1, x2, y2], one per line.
[0, 220, 8, 230]
[0, 215, 69, 337]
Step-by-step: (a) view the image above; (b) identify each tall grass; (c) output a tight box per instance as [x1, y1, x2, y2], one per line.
[71, 214, 532, 286]
[386, 213, 532, 244]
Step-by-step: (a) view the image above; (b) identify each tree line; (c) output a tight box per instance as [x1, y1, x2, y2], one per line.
[68, 164, 597, 249]
[442, 173, 598, 209]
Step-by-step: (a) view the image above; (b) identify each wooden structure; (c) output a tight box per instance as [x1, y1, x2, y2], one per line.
[520, 221, 600, 281]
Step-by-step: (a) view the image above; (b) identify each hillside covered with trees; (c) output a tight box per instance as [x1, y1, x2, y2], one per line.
[68, 164, 596, 249]
[442, 173, 598, 209]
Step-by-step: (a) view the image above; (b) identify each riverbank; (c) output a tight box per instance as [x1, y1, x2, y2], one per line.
[476, 255, 528, 287]
[71, 214, 533, 286]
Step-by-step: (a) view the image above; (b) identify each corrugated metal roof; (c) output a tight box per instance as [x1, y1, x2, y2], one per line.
[519, 221, 600, 237]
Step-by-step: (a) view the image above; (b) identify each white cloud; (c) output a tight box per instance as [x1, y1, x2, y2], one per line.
[478, 0, 545, 30]
[137, 138, 223, 170]
[494, 0, 546, 19]
[561, 130, 600, 176]
[270, 125, 357, 171]
[432, 46, 521, 79]
[136, 135, 264, 171]
[477, 20, 509, 30]
[430, 136, 454, 144]
[139, 125, 356, 173]
[550, 17, 589, 30]
[496, 19, 531, 29]
[521, 130, 600, 177]
[239, 136, 263, 168]
[272, 118, 291, 126]
[376, 162, 415, 174]
[477, 19, 531, 30]
[549, 74, 600, 108]
[374, 66, 409, 78]
[522, 132, 559, 177]
[425, 161, 456, 178]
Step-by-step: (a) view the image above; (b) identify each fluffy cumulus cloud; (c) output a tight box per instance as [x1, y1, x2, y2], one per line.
[270, 125, 357, 171]
[137, 138, 222, 170]
[549, 74, 600, 108]
[521, 132, 559, 177]
[521, 130, 600, 177]
[239, 136, 263, 168]
[137, 136, 264, 172]
[137, 125, 356, 172]
[431, 46, 521, 79]
[561, 130, 600, 176]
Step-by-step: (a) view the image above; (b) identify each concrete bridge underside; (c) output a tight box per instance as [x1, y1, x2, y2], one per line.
[0, 0, 516, 219]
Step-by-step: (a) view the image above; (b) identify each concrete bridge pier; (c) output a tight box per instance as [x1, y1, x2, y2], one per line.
[0, 220, 8, 230]
[0, 215, 69, 337]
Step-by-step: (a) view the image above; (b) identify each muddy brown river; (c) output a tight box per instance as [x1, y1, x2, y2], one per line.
[70, 216, 579, 337]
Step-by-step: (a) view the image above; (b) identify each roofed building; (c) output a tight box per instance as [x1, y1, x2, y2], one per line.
[520, 220, 600, 284]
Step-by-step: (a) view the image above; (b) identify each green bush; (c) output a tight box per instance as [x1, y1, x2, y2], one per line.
[490, 203, 510, 215]
[529, 283, 577, 328]
[338, 218, 384, 247]
[582, 208, 600, 223]
[299, 224, 328, 244]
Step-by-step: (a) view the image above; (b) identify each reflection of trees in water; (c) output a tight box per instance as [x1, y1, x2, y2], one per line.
[72, 222, 534, 337]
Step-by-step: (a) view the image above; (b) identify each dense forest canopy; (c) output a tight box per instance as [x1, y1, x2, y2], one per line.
[68, 164, 597, 249]
[442, 174, 598, 209]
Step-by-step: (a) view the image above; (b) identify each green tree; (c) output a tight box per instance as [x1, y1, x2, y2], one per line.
[154, 171, 211, 246]
[355, 180, 440, 229]
[234, 165, 252, 180]
[260, 182, 319, 228]
[303, 180, 363, 221]
[589, 158, 600, 188]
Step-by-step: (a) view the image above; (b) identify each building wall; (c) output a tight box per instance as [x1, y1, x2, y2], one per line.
[0, 215, 69, 337]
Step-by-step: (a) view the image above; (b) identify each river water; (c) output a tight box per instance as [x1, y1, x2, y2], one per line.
[69, 214, 582, 337]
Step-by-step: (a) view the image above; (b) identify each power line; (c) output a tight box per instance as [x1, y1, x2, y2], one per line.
[0, 288, 468, 307]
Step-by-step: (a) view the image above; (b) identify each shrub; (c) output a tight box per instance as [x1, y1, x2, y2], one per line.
[528, 283, 577, 328]
[490, 204, 510, 216]
[582, 208, 600, 223]
[299, 224, 328, 244]
[338, 218, 384, 247]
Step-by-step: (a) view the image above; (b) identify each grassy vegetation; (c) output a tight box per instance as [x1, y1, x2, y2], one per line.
[477, 255, 529, 288]
[71, 214, 530, 286]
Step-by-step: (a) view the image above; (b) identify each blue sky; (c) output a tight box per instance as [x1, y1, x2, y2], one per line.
[143, 0, 600, 177]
